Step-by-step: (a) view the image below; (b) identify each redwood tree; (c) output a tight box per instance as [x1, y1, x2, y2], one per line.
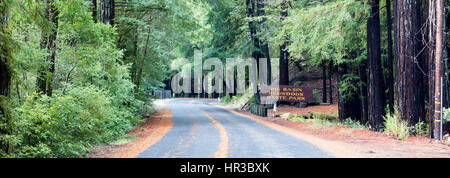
[256, 0, 271, 85]
[100, 0, 115, 25]
[367, 0, 385, 130]
[0, 0, 12, 154]
[386, 0, 394, 113]
[279, 0, 290, 85]
[245, 0, 270, 103]
[36, 0, 59, 96]
[92, 0, 97, 23]
[322, 63, 327, 103]
[394, 0, 424, 125]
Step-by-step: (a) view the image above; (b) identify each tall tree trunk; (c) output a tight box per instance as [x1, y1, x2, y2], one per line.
[322, 63, 327, 103]
[110, 0, 115, 26]
[444, 5, 449, 108]
[433, 0, 444, 139]
[245, 0, 261, 103]
[338, 65, 362, 121]
[416, 0, 427, 127]
[329, 64, 333, 104]
[37, 0, 59, 96]
[386, 0, 395, 113]
[426, 0, 437, 136]
[359, 60, 369, 124]
[279, 0, 289, 85]
[0, 0, 12, 154]
[338, 65, 347, 121]
[256, 0, 271, 85]
[136, 27, 151, 91]
[245, 0, 259, 61]
[367, 0, 385, 130]
[100, 0, 114, 25]
[92, 0, 97, 23]
[394, 0, 423, 125]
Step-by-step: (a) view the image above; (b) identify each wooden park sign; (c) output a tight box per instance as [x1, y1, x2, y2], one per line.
[260, 85, 314, 104]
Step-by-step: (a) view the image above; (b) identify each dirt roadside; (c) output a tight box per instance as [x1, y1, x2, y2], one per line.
[216, 104, 450, 158]
[89, 101, 173, 158]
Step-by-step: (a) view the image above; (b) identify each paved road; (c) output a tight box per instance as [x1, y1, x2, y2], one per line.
[137, 99, 331, 158]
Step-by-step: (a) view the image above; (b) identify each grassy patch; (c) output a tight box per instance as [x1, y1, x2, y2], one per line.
[383, 110, 429, 140]
[283, 111, 369, 130]
[383, 112, 410, 140]
[109, 135, 139, 146]
[337, 128, 355, 134]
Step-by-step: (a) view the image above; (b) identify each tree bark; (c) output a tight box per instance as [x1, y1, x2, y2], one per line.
[367, 0, 385, 130]
[338, 65, 362, 121]
[386, 0, 395, 113]
[37, 0, 59, 96]
[433, 0, 444, 139]
[279, 0, 289, 86]
[322, 63, 327, 103]
[0, 0, 12, 154]
[100, 0, 114, 25]
[245, 0, 259, 61]
[359, 59, 369, 124]
[444, 5, 449, 108]
[425, 0, 439, 135]
[136, 27, 151, 91]
[329, 63, 333, 104]
[245, 0, 261, 103]
[256, 0, 271, 85]
[92, 0, 97, 23]
[394, 0, 423, 125]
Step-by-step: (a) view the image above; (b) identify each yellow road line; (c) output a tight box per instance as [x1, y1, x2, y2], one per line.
[200, 110, 229, 158]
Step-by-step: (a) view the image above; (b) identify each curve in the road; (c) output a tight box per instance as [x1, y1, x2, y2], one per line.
[137, 99, 332, 158]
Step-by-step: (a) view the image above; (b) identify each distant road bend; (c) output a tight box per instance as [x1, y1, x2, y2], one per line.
[137, 99, 331, 158]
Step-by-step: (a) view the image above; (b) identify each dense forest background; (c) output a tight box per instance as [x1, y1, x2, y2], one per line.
[0, 0, 449, 157]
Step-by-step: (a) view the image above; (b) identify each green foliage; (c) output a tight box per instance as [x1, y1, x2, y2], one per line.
[383, 111, 410, 140]
[383, 109, 430, 140]
[221, 93, 231, 104]
[342, 118, 368, 130]
[443, 108, 450, 123]
[12, 86, 134, 158]
[1, 0, 149, 157]
[412, 121, 429, 137]
[286, 114, 307, 123]
[284, 111, 367, 129]
[282, 0, 368, 65]
[312, 89, 320, 103]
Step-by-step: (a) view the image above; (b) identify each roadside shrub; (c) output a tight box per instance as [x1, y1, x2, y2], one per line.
[443, 108, 450, 123]
[342, 118, 367, 129]
[12, 86, 133, 158]
[283, 111, 369, 130]
[310, 112, 338, 121]
[312, 89, 320, 104]
[383, 111, 410, 141]
[412, 121, 429, 137]
[221, 93, 231, 104]
[286, 114, 307, 122]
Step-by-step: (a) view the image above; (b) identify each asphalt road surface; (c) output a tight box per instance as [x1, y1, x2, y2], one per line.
[137, 99, 331, 158]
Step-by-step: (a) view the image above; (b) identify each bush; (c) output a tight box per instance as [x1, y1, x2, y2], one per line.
[383, 112, 410, 141]
[312, 89, 320, 104]
[412, 121, 429, 137]
[221, 93, 231, 104]
[11, 86, 134, 158]
[342, 118, 367, 129]
[443, 108, 450, 123]
[286, 114, 307, 122]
